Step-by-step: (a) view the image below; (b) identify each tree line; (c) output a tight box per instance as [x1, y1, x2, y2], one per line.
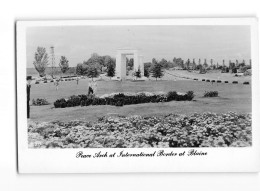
[32, 46, 251, 81]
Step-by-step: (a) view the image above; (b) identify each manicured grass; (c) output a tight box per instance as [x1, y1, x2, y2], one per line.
[29, 79, 251, 122]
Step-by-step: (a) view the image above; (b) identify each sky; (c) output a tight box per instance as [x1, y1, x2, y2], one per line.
[26, 25, 251, 68]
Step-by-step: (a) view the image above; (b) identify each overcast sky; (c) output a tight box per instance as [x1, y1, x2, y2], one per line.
[26, 25, 251, 68]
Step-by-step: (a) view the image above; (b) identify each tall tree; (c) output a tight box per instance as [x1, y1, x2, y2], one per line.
[185, 59, 191, 70]
[160, 58, 168, 69]
[76, 63, 84, 75]
[107, 62, 115, 79]
[203, 59, 208, 69]
[127, 58, 134, 69]
[33, 47, 49, 77]
[151, 60, 164, 81]
[144, 67, 150, 77]
[86, 64, 100, 80]
[59, 56, 69, 74]
[144, 62, 152, 78]
[87, 53, 104, 71]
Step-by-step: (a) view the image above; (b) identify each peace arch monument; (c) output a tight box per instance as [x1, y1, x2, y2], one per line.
[115, 48, 144, 80]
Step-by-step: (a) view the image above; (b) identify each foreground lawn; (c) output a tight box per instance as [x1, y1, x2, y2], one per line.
[29, 79, 251, 122]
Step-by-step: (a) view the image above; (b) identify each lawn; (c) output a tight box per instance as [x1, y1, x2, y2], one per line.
[29, 78, 251, 122]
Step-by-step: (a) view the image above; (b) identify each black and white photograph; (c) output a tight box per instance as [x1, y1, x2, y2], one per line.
[16, 18, 260, 173]
[25, 24, 252, 148]
[3, 0, 260, 190]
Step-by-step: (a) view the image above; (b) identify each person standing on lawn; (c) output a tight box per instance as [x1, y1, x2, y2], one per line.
[55, 78, 60, 91]
[27, 76, 32, 119]
[88, 80, 94, 95]
[92, 80, 97, 95]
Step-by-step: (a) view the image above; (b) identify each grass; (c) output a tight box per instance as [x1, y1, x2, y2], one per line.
[29, 78, 251, 122]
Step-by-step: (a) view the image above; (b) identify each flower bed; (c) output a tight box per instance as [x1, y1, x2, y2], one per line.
[54, 91, 195, 108]
[28, 112, 252, 148]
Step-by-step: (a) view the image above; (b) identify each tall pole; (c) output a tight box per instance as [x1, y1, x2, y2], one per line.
[50, 46, 55, 78]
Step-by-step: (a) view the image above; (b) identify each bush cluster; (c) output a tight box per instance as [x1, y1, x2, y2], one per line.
[54, 91, 194, 108]
[28, 112, 252, 148]
[32, 98, 49, 106]
[204, 91, 218, 97]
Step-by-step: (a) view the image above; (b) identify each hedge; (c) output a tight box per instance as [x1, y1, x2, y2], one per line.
[54, 91, 195, 108]
[204, 91, 218, 97]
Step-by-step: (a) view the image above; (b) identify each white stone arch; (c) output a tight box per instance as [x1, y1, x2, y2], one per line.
[115, 48, 144, 80]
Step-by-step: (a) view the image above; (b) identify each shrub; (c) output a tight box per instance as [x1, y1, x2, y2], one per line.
[217, 80, 221, 83]
[232, 81, 238, 84]
[243, 82, 250, 85]
[35, 81, 39, 84]
[204, 91, 218, 97]
[211, 80, 215, 82]
[202, 79, 205, 81]
[186, 91, 194, 101]
[32, 98, 49, 106]
[43, 80, 47, 83]
[225, 81, 229, 83]
[206, 79, 210, 82]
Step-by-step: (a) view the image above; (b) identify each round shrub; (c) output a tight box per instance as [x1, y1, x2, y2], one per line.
[211, 80, 215, 82]
[204, 91, 218, 97]
[243, 82, 250, 85]
[217, 80, 221, 83]
[206, 80, 210, 82]
[32, 98, 49, 106]
[225, 81, 229, 83]
[232, 81, 238, 84]
[202, 79, 205, 81]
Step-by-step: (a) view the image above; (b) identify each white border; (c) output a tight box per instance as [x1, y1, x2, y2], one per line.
[17, 18, 260, 173]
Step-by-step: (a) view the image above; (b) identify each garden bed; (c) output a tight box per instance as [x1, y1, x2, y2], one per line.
[28, 112, 252, 148]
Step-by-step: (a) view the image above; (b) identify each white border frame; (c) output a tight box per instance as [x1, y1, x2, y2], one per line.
[17, 18, 260, 173]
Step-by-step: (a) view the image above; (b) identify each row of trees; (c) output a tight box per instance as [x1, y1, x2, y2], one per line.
[33, 47, 70, 78]
[33, 46, 250, 80]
